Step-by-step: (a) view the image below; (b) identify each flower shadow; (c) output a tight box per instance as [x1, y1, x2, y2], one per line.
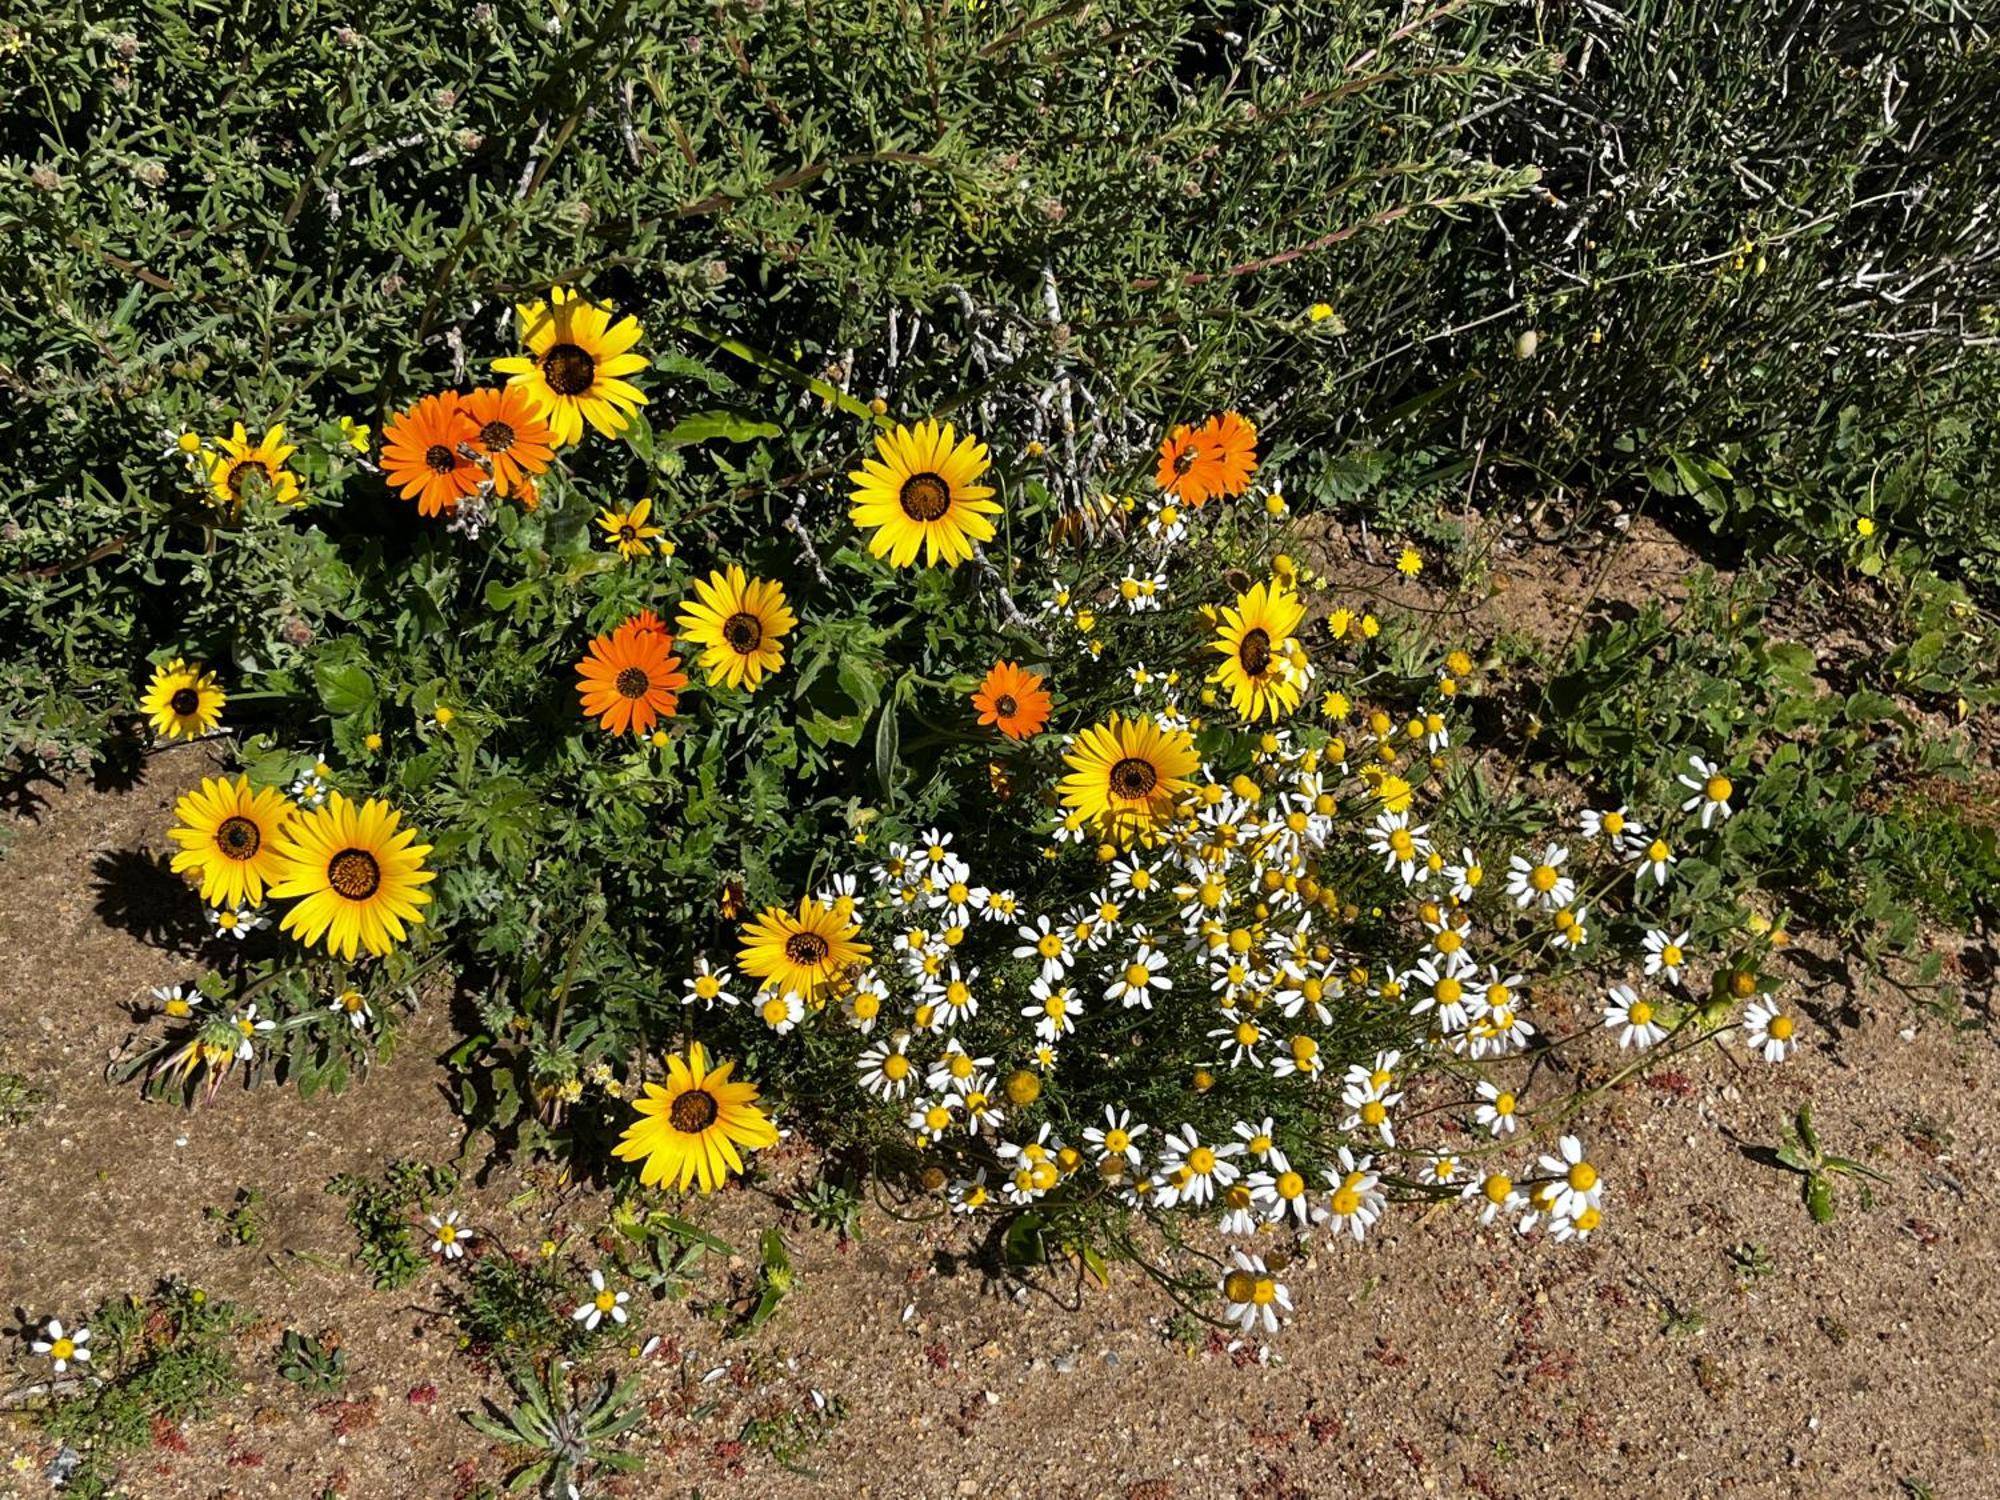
[90, 848, 207, 956]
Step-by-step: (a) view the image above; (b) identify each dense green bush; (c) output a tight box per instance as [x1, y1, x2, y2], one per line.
[1, 0, 1544, 759]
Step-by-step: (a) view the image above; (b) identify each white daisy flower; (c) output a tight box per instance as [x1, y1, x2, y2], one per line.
[31, 1318, 91, 1374]
[1642, 928, 1690, 984]
[329, 988, 372, 1031]
[1534, 1135, 1604, 1221]
[1505, 843, 1575, 910]
[1743, 998, 1798, 1062]
[571, 1269, 629, 1331]
[1219, 1249, 1292, 1336]
[206, 904, 266, 940]
[1677, 754, 1737, 829]
[428, 1210, 473, 1260]
[1603, 983, 1666, 1049]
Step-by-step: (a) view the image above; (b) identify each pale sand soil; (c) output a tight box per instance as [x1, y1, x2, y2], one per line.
[2, 698, 1996, 1499]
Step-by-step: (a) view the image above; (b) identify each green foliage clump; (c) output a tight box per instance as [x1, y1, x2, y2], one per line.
[1532, 566, 1991, 959]
[276, 1327, 349, 1392]
[329, 1158, 460, 1288]
[38, 1284, 240, 1500]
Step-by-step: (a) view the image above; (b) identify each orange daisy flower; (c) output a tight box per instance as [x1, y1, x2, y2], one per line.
[623, 609, 671, 638]
[970, 661, 1051, 740]
[1200, 410, 1259, 499]
[576, 625, 689, 736]
[460, 385, 554, 506]
[381, 392, 483, 516]
[1153, 412, 1259, 507]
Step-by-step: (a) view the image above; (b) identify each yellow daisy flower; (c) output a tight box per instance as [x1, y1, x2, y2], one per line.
[676, 565, 796, 691]
[1059, 714, 1200, 846]
[847, 419, 1000, 567]
[140, 658, 226, 740]
[1208, 579, 1308, 723]
[268, 793, 436, 960]
[738, 896, 871, 1005]
[596, 497, 665, 560]
[491, 285, 648, 445]
[167, 775, 295, 909]
[612, 1042, 778, 1193]
[206, 423, 300, 509]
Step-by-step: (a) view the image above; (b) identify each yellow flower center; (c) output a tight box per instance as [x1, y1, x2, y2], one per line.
[1705, 775, 1733, 802]
[1124, 963, 1150, 988]
[1662, 945, 1683, 967]
[1768, 1015, 1795, 1040]
[882, 1055, 910, 1081]
[1360, 1099, 1387, 1126]
[1187, 1147, 1217, 1175]
[1330, 1186, 1361, 1217]
[50, 1337, 76, 1360]
[1482, 1174, 1514, 1204]
[594, 1289, 617, 1312]
[1436, 977, 1463, 1006]
[1567, 1162, 1598, 1192]
[1602, 811, 1625, 835]
[1530, 864, 1558, 892]
[1628, 1000, 1654, 1026]
[1493, 1091, 1516, 1116]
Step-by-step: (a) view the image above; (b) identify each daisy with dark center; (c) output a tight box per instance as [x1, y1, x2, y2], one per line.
[970, 660, 1051, 740]
[381, 391, 484, 517]
[575, 622, 688, 736]
[847, 419, 1000, 567]
[596, 497, 665, 560]
[1208, 577, 1308, 722]
[1059, 714, 1201, 845]
[459, 384, 553, 506]
[167, 775, 296, 909]
[492, 285, 649, 445]
[141, 657, 225, 740]
[269, 792, 435, 960]
[738, 895, 871, 1005]
[613, 1041, 778, 1193]
[206, 422, 300, 510]
[677, 565, 796, 691]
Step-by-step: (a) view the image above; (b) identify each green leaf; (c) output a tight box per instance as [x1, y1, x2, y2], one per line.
[315, 659, 376, 716]
[661, 410, 783, 445]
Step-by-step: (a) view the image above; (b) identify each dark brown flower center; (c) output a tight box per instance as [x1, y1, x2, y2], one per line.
[898, 472, 952, 522]
[169, 688, 201, 716]
[1109, 756, 1159, 799]
[327, 848, 382, 901]
[424, 444, 457, 474]
[215, 815, 261, 860]
[225, 459, 264, 496]
[723, 612, 763, 654]
[1172, 444, 1198, 476]
[614, 666, 651, 700]
[617, 524, 637, 542]
[478, 419, 515, 453]
[541, 342, 596, 396]
[1238, 627, 1273, 676]
[784, 931, 831, 966]
[670, 1089, 720, 1133]
[994, 694, 1018, 718]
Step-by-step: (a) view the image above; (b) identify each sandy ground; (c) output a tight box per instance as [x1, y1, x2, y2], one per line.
[3, 543, 1997, 1498]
